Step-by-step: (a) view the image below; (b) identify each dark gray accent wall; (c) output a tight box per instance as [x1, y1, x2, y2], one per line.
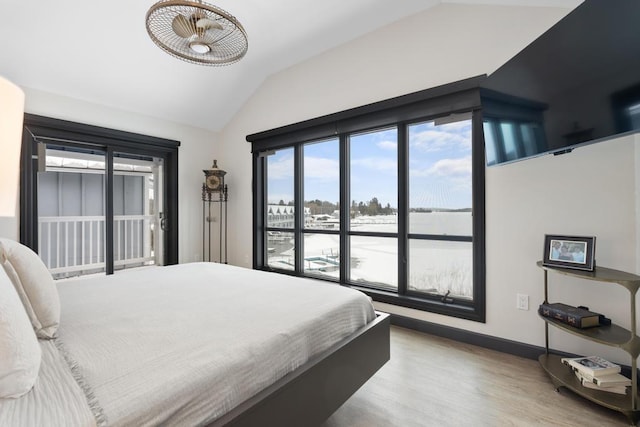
[38, 172, 144, 217]
[113, 175, 144, 216]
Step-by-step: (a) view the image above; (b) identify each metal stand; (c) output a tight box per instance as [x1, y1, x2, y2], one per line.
[202, 184, 228, 263]
[537, 261, 640, 426]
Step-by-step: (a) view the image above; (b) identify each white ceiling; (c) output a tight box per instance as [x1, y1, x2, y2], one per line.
[0, 0, 580, 132]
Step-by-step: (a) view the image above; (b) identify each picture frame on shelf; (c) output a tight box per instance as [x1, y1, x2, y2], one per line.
[542, 234, 596, 271]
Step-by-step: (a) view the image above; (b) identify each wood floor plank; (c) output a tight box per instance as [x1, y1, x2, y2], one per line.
[324, 326, 630, 427]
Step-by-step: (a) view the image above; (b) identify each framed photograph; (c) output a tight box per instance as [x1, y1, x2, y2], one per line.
[543, 235, 596, 271]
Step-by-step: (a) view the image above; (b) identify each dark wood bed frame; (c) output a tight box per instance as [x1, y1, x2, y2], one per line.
[211, 311, 390, 426]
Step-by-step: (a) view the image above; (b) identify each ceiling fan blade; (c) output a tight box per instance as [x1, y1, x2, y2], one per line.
[172, 14, 193, 38]
[196, 18, 223, 31]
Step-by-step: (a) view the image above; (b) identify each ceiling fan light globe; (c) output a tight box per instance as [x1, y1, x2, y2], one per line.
[189, 41, 211, 54]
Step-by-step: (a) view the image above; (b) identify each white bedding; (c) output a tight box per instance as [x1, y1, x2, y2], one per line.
[0, 340, 98, 427]
[26, 262, 375, 426]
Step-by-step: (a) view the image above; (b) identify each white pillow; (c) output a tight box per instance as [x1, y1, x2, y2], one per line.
[0, 248, 42, 398]
[0, 239, 60, 339]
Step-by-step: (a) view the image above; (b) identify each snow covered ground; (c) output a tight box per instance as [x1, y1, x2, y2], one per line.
[268, 212, 473, 297]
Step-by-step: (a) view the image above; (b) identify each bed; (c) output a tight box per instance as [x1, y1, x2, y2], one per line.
[0, 241, 390, 427]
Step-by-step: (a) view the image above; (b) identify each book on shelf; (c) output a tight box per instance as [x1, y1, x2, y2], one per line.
[538, 302, 600, 328]
[571, 369, 632, 387]
[561, 356, 621, 377]
[573, 370, 628, 395]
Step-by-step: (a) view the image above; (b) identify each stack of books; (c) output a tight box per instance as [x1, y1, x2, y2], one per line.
[562, 356, 631, 395]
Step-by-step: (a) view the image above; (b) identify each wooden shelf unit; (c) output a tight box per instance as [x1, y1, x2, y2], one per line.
[537, 261, 640, 425]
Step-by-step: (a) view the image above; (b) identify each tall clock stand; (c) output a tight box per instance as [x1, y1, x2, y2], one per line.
[202, 184, 228, 263]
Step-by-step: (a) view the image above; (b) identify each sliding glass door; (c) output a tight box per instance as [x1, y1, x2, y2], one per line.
[21, 114, 179, 277]
[34, 145, 168, 278]
[113, 152, 164, 272]
[38, 146, 107, 278]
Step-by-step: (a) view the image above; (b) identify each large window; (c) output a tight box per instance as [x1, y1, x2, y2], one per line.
[249, 77, 485, 321]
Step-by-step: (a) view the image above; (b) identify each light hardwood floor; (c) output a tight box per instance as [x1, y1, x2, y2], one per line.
[324, 326, 630, 427]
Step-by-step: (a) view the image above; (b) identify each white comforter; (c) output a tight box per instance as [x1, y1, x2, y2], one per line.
[11, 262, 375, 426]
[0, 340, 97, 427]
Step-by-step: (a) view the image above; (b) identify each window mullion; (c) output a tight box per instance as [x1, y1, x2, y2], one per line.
[397, 123, 408, 296]
[105, 148, 114, 275]
[253, 151, 266, 268]
[472, 110, 486, 319]
[294, 144, 304, 274]
[339, 134, 349, 284]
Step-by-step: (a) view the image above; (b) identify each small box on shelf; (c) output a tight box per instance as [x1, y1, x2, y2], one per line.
[539, 302, 601, 328]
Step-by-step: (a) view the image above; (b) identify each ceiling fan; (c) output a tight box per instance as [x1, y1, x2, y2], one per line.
[146, 0, 248, 66]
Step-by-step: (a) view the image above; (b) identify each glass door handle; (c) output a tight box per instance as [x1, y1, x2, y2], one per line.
[160, 213, 168, 231]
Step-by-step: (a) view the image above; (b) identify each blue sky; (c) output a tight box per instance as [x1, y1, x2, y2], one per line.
[267, 119, 472, 210]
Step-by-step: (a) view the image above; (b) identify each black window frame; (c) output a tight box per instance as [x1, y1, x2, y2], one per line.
[20, 114, 180, 273]
[247, 76, 486, 322]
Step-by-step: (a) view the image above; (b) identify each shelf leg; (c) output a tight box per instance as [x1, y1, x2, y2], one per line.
[544, 269, 549, 355]
[550, 378, 563, 391]
[630, 288, 638, 411]
[622, 410, 638, 426]
[543, 269, 548, 302]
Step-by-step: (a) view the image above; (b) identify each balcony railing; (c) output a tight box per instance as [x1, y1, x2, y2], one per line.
[39, 215, 155, 278]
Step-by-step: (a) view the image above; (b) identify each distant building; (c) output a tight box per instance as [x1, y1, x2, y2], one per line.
[267, 205, 311, 228]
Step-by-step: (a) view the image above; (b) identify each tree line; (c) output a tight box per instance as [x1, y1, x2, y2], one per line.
[276, 197, 396, 216]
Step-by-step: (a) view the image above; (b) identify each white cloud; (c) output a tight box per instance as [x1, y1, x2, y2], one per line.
[377, 140, 397, 150]
[304, 156, 339, 180]
[409, 120, 472, 152]
[351, 157, 397, 172]
[411, 156, 472, 177]
[428, 156, 472, 177]
[268, 155, 294, 179]
[410, 126, 471, 152]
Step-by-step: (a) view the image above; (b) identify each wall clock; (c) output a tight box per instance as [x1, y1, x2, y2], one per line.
[203, 159, 226, 194]
[206, 174, 222, 192]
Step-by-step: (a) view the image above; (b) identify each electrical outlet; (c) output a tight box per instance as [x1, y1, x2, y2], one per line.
[517, 293, 529, 310]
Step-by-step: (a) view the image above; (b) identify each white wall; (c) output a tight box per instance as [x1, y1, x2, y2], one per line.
[220, 3, 573, 265]
[218, 3, 639, 361]
[6, 88, 218, 264]
[0, 217, 18, 240]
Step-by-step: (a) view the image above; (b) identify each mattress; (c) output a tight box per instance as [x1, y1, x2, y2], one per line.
[7, 262, 375, 426]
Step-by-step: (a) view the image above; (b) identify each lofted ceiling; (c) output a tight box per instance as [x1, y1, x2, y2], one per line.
[0, 0, 580, 132]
